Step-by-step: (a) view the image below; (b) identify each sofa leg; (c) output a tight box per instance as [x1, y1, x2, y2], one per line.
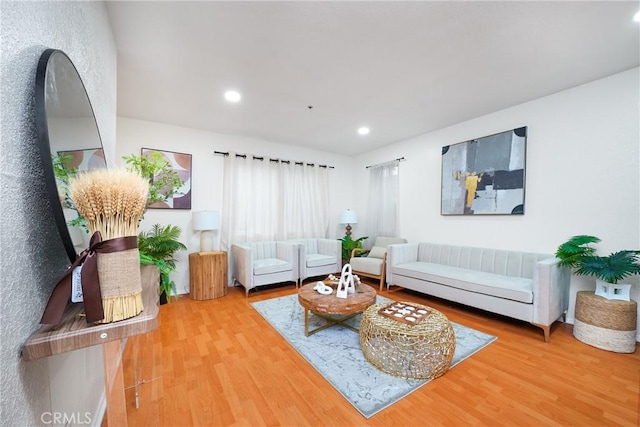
[531, 322, 551, 343]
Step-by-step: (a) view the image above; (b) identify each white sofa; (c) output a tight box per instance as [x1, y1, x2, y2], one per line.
[387, 242, 569, 342]
[232, 241, 299, 296]
[294, 238, 342, 285]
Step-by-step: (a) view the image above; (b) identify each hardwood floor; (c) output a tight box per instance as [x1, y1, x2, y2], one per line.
[122, 280, 640, 426]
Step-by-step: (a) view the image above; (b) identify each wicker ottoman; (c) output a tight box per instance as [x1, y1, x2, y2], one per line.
[359, 302, 455, 380]
[573, 291, 637, 353]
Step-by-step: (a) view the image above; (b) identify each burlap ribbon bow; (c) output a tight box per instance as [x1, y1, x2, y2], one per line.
[40, 232, 138, 325]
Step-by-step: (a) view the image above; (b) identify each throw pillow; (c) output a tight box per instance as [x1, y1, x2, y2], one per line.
[367, 246, 386, 259]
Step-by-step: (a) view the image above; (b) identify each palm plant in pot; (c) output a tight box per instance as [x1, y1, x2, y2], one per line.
[339, 235, 368, 263]
[555, 235, 640, 300]
[138, 224, 187, 303]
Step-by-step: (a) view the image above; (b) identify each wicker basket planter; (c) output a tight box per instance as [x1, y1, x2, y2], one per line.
[573, 291, 637, 353]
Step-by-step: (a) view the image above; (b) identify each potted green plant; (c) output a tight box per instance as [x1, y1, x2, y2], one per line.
[556, 235, 640, 300]
[138, 224, 187, 303]
[339, 235, 369, 263]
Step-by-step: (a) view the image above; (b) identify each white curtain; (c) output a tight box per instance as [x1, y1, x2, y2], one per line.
[366, 160, 400, 242]
[283, 162, 330, 239]
[221, 154, 331, 253]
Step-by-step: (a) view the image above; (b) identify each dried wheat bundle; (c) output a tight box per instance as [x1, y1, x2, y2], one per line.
[69, 169, 149, 322]
[70, 169, 149, 240]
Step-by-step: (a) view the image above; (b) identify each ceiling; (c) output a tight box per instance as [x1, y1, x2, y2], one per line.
[106, 1, 639, 156]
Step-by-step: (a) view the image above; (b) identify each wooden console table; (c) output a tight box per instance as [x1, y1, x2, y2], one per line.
[189, 251, 228, 300]
[22, 265, 161, 426]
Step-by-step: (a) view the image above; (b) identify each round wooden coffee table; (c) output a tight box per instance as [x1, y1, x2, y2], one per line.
[298, 282, 377, 336]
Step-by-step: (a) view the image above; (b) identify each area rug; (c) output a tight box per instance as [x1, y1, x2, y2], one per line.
[251, 293, 497, 418]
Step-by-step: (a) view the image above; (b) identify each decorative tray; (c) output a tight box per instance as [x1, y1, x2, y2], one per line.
[322, 274, 340, 286]
[377, 302, 431, 325]
[322, 274, 366, 293]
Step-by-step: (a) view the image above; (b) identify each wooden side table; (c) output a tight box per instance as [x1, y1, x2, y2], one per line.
[189, 251, 228, 300]
[573, 290, 637, 353]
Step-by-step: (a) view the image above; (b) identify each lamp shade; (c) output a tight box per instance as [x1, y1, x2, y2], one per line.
[339, 209, 358, 224]
[192, 211, 220, 231]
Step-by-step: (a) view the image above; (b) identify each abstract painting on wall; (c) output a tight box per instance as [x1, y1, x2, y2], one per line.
[441, 127, 527, 215]
[57, 148, 106, 172]
[142, 148, 192, 209]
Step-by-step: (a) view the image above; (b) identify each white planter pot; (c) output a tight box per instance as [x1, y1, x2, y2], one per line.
[594, 279, 632, 301]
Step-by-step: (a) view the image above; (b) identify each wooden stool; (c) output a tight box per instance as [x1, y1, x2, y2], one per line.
[189, 251, 228, 300]
[573, 291, 637, 353]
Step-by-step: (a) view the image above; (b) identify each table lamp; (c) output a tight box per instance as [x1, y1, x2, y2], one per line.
[192, 211, 220, 252]
[339, 209, 358, 236]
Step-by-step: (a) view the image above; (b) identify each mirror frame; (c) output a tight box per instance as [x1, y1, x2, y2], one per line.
[35, 48, 106, 262]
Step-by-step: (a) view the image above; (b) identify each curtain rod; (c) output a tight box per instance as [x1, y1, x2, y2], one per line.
[365, 157, 406, 169]
[214, 151, 334, 169]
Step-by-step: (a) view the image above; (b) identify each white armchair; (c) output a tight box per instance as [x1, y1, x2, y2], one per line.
[232, 241, 299, 297]
[350, 236, 407, 291]
[294, 238, 342, 285]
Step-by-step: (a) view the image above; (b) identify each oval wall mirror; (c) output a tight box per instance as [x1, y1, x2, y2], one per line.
[35, 49, 107, 262]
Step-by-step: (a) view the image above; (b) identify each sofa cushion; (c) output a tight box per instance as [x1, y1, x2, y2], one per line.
[393, 262, 533, 303]
[416, 243, 551, 280]
[306, 253, 335, 268]
[253, 258, 293, 276]
[367, 246, 386, 259]
[351, 257, 383, 276]
[248, 241, 278, 260]
[297, 239, 319, 255]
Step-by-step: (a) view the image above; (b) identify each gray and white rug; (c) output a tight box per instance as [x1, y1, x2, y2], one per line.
[251, 293, 497, 418]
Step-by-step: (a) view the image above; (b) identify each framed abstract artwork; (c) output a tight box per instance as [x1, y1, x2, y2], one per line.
[141, 148, 192, 209]
[57, 148, 106, 172]
[441, 127, 527, 216]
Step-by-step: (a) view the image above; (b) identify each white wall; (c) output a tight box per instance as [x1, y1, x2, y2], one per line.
[352, 68, 640, 336]
[0, 1, 116, 425]
[116, 117, 353, 294]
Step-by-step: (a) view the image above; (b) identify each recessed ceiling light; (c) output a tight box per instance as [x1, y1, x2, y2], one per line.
[224, 90, 242, 103]
[357, 126, 370, 135]
[634, 11, 640, 22]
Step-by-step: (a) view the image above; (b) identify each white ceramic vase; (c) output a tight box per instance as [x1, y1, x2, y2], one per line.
[336, 263, 355, 299]
[594, 279, 631, 301]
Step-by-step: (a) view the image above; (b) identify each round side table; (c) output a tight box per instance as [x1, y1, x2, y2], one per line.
[573, 291, 637, 353]
[359, 302, 455, 380]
